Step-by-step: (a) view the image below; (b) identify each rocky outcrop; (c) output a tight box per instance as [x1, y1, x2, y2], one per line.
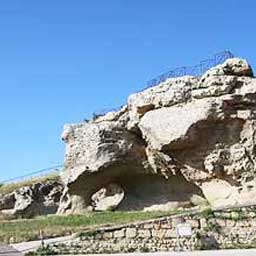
[59, 57, 256, 214]
[0, 181, 63, 218]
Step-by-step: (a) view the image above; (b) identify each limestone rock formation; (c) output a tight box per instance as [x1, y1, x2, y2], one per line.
[91, 183, 124, 211]
[0, 181, 63, 218]
[59, 57, 256, 214]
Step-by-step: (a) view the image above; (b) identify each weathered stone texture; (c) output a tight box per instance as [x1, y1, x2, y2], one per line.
[59, 57, 256, 213]
[0, 181, 63, 218]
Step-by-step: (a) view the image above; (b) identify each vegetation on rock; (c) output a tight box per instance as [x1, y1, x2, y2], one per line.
[0, 173, 60, 196]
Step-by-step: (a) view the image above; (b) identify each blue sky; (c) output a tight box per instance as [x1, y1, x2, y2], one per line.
[0, 0, 255, 181]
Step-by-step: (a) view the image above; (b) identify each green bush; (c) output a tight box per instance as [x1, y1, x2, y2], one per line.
[25, 245, 57, 256]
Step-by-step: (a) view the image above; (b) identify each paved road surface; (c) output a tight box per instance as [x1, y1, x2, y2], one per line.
[0, 244, 22, 256]
[57, 249, 256, 256]
[5, 244, 256, 256]
[10, 235, 256, 256]
[11, 234, 75, 254]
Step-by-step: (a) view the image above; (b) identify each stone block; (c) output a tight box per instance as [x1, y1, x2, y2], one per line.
[164, 229, 177, 238]
[138, 229, 151, 238]
[126, 228, 137, 238]
[152, 229, 166, 238]
[103, 232, 113, 239]
[94, 233, 103, 239]
[114, 229, 125, 238]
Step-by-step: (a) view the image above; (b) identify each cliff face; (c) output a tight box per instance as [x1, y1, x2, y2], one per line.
[58, 58, 256, 214]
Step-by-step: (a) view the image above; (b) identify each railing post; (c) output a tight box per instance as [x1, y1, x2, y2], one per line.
[40, 229, 45, 248]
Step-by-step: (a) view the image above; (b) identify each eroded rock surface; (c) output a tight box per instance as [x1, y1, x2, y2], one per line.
[0, 181, 63, 218]
[59, 57, 256, 214]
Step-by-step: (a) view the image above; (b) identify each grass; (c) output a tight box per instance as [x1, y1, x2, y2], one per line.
[0, 173, 61, 196]
[0, 209, 183, 244]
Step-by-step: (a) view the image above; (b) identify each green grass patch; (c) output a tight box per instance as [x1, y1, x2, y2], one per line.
[0, 173, 61, 196]
[0, 209, 183, 243]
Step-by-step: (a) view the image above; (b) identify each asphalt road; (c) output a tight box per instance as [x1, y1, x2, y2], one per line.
[3, 244, 256, 256]
[11, 234, 75, 254]
[0, 244, 22, 256]
[57, 249, 256, 256]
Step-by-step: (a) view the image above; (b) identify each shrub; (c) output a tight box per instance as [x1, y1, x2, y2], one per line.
[25, 245, 57, 256]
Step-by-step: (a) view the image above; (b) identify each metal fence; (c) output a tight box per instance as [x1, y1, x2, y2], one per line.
[92, 50, 234, 118]
[145, 50, 234, 89]
[0, 164, 64, 185]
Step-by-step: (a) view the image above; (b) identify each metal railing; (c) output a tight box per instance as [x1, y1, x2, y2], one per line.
[0, 164, 64, 185]
[92, 50, 234, 117]
[145, 50, 234, 89]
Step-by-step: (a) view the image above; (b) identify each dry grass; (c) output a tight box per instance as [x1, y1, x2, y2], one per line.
[0, 173, 61, 196]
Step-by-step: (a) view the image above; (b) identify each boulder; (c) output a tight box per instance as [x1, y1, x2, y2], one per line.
[138, 98, 216, 151]
[59, 57, 256, 213]
[91, 183, 124, 211]
[200, 58, 253, 84]
[127, 76, 198, 130]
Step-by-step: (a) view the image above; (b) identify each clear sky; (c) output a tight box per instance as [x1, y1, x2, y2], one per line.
[0, 0, 255, 181]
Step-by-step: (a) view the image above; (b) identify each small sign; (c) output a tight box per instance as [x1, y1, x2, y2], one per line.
[176, 223, 192, 237]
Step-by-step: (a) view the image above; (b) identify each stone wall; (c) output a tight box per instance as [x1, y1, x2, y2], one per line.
[49, 207, 256, 254]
